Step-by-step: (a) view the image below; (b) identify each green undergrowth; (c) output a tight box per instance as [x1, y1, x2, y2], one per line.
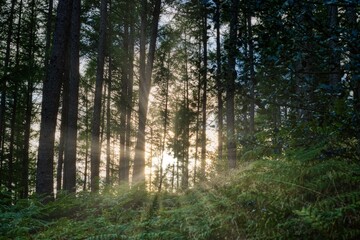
[1, 147, 360, 239]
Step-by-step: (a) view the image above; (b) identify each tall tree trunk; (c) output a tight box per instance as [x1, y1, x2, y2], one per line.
[105, 59, 112, 185]
[133, 0, 162, 184]
[57, 45, 71, 193]
[194, 41, 202, 184]
[83, 88, 90, 191]
[0, 0, 16, 188]
[200, 6, 207, 179]
[8, 0, 23, 196]
[182, 34, 190, 189]
[124, 10, 135, 185]
[36, 0, 73, 199]
[119, 19, 128, 184]
[158, 68, 169, 192]
[63, 0, 80, 193]
[21, 0, 36, 199]
[90, 0, 107, 192]
[248, 14, 255, 136]
[215, 0, 223, 163]
[226, 0, 239, 169]
[57, 89, 68, 192]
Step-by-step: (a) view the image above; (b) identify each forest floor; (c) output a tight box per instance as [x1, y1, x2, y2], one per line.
[1, 146, 360, 239]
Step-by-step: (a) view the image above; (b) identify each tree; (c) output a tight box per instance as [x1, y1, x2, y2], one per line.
[226, 0, 239, 169]
[36, 0, 73, 199]
[133, 0, 162, 184]
[214, 0, 223, 163]
[0, 0, 16, 190]
[90, 0, 107, 192]
[200, 0, 208, 179]
[63, 0, 81, 193]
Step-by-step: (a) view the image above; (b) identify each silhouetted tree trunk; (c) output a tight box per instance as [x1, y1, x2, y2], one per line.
[158, 66, 169, 192]
[200, 5, 207, 179]
[91, 0, 107, 192]
[247, 14, 255, 136]
[21, 0, 46, 198]
[125, 12, 135, 185]
[105, 58, 112, 185]
[214, 0, 223, 163]
[194, 41, 202, 184]
[57, 87, 68, 192]
[133, 0, 161, 184]
[119, 18, 128, 184]
[0, 0, 16, 188]
[63, 0, 80, 193]
[226, 0, 239, 169]
[83, 86, 90, 191]
[36, 0, 73, 199]
[182, 34, 190, 189]
[8, 0, 23, 196]
[57, 44, 71, 193]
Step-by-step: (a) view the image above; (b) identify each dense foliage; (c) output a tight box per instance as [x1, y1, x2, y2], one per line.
[1, 138, 359, 239]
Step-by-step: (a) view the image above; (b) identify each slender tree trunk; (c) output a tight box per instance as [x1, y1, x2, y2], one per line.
[248, 14, 255, 136]
[90, 0, 107, 192]
[158, 69, 169, 192]
[57, 46, 71, 193]
[22, 80, 33, 198]
[63, 0, 80, 193]
[36, 0, 73, 199]
[21, 0, 36, 199]
[226, 0, 239, 169]
[105, 59, 112, 185]
[200, 8, 207, 179]
[133, 0, 162, 184]
[8, 93, 17, 195]
[215, 0, 223, 163]
[124, 13, 135, 185]
[8, 0, 23, 196]
[182, 36, 190, 189]
[83, 89, 90, 191]
[194, 41, 202, 184]
[57, 93, 67, 192]
[0, 0, 16, 188]
[119, 20, 128, 184]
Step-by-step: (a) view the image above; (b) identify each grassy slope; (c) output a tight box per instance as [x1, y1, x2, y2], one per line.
[1, 148, 360, 240]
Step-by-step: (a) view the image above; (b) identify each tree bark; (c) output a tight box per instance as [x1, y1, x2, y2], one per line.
[200, 6, 207, 179]
[119, 18, 128, 184]
[21, 0, 36, 199]
[226, 0, 239, 169]
[63, 0, 80, 193]
[36, 0, 73, 199]
[0, 0, 16, 188]
[133, 0, 162, 184]
[57, 87, 68, 192]
[105, 58, 112, 185]
[8, 0, 24, 196]
[90, 0, 107, 192]
[248, 14, 255, 136]
[124, 9, 135, 185]
[215, 0, 223, 163]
